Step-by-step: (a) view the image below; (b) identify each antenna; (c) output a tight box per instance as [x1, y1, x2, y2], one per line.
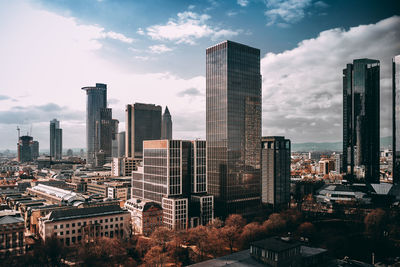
[16, 126, 20, 139]
[30, 124, 32, 136]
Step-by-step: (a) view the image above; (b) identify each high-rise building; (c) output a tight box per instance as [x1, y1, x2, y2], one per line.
[206, 40, 262, 217]
[161, 106, 172, 140]
[343, 59, 380, 183]
[96, 107, 112, 163]
[131, 140, 213, 230]
[17, 135, 33, 163]
[261, 136, 291, 209]
[50, 119, 62, 159]
[118, 131, 125, 157]
[125, 103, 162, 158]
[82, 83, 107, 166]
[111, 119, 119, 158]
[393, 55, 400, 184]
[31, 141, 39, 160]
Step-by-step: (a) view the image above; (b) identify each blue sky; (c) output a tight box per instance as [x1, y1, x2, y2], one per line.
[0, 0, 399, 150]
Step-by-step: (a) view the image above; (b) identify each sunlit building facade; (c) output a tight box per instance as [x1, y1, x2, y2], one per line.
[393, 55, 400, 184]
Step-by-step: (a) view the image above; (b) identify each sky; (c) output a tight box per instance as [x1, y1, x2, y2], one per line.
[0, 0, 399, 150]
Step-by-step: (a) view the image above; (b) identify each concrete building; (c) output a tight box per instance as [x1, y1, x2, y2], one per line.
[31, 141, 39, 160]
[131, 139, 213, 230]
[107, 182, 130, 201]
[38, 205, 130, 246]
[125, 103, 162, 158]
[124, 198, 163, 236]
[111, 157, 141, 177]
[118, 131, 126, 157]
[161, 106, 172, 140]
[50, 119, 62, 160]
[261, 137, 291, 209]
[0, 212, 25, 257]
[206, 40, 262, 218]
[17, 135, 33, 163]
[318, 159, 335, 175]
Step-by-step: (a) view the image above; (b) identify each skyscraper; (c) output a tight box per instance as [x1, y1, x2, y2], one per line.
[393, 55, 400, 184]
[206, 40, 262, 217]
[261, 136, 291, 209]
[343, 59, 380, 183]
[97, 107, 112, 163]
[161, 106, 172, 140]
[118, 131, 126, 157]
[125, 103, 162, 158]
[17, 135, 33, 163]
[82, 83, 107, 166]
[50, 119, 62, 159]
[111, 119, 119, 158]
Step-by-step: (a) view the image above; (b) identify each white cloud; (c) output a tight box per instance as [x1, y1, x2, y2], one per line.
[265, 0, 312, 26]
[101, 31, 134, 43]
[137, 27, 145, 35]
[146, 11, 239, 45]
[237, 0, 249, 7]
[261, 16, 400, 142]
[149, 44, 173, 54]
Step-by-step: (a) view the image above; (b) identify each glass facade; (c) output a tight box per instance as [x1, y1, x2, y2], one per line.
[261, 136, 291, 207]
[82, 83, 107, 166]
[206, 40, 261, 217]
[393, 56, 400, 184]
[50, 119, 62, 160]
[343, 59, 380, 183]
[125, 103, 162, 158]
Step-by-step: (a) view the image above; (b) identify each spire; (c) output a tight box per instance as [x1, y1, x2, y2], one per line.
[164, 106, 170, 116]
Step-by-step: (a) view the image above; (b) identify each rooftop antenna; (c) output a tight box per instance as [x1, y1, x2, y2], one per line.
[30, 124, 32, 136]
[17, 126, 20, 139]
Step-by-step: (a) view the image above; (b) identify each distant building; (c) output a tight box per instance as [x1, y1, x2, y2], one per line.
[97, 108, 113, 164]
[17, 135, 33, 163]
[332, 153, 342, 173]
[111, 119, 119, 158]
[107, 182, 131, 201]
[206, 40, 262, 218]
[124, 198, 163, 236]
[31, 141, 39, 160]
[38, 205, 131, 246]
[343, 59, 380, 182]
[261, 137, 291, 208]
[111, 157, 141, 177]
[66, 149, 73, 157]
[125, 103, 162, 158]
[50, 119, 62, 160]
[318, 159, 335, 175]
[393, 55, 400, 184]
[161, 106, 172, 140]
[117, 132, 125, 157]
[131, 140, 213, 230]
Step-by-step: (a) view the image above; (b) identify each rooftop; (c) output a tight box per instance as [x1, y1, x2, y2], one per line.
[46, 205, 128, 222]
[251, 237, 301, 253]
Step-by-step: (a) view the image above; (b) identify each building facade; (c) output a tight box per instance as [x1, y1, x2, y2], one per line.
[161, 106, 172, 140]
[131, 140, 213, 230]
[82, 83, 107, 167]
[111, 157, 141, 177]
[393, 55, 400, 184]
[343, 59, 380, 183]
[0, 214, 25, 257]
[118, 131, 126, 157]
[261, 137, 291, 208]
[17, 135, 33, 163]
[125, 103, 162, 158]
[111, 119, 119, 158]
[50, 119, 63, 160]
[206, 40, 262, 217]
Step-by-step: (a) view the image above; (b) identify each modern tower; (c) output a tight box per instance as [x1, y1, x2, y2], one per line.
[343, 59, 380, 183]
[50, 119, 62, 160]
[111, 119, 119, 158]
[125, 103, 162, 158]
[82, 83, 107, 166]
[17, 135, 33, 163]
[206, 40, 262, 217]
[393, 55, 400, 184]
[261, 136, 291, 209]
[118, 131, 126, 157]
[161, 106, 172, 140]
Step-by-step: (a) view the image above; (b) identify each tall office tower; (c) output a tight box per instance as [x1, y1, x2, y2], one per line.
[343, 59, 380, 183]
[131, 140, 213, 230]
[393, 55, 400, 184]
[17, 135, 33, 163]
[82, 83, 107, 166]
[118, 131, 126, 157]
[161, 106, 172, 140]
[111, 119, 119, 158]
[125, 103, 162, 158]
[96, 107, 113, 164]
[261, 137, 291, 209]
[31, 141, 39, 160]
[50, 119, 62, 159]
[206, 40, 262, 218]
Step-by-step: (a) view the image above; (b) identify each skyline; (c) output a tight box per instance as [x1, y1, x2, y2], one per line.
[0, 0, 399, 150]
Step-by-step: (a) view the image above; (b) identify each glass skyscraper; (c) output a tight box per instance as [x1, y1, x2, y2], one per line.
[206, 40, 262, 218]
[50, 119, 62, 160]
[343, 59, 380, 183]
[82, 83, 107, 166]
[393, 55, 400, 184]
[161, 106, 172, 140]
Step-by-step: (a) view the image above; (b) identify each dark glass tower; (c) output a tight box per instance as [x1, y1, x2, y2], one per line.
[82, 83, 107, 166]
[343, 59, 380, 183]
[125, 103, 162, 158]
[261, 136, 291, 209]
[50, 119, 62, 160]
[206, 40, 262, 218]
[393, 55, 400, 184]
[161, 106, 173, 140]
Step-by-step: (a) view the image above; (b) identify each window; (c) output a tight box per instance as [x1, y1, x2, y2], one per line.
[66, 224, 69, 228]
[120, 217, 123, 221]
[110, 218, 113, 222]
[78, 229, 81, 233]
[60, 224, 63, 229]
[105, 219, 108, 223]
[72, 223, 75, 227]
[66, 231, 69, 235]
[78, 222, 81, 226]
[60, 232, 63, 235]
[72, 230, 75, 234]
[54, 225, 57, 229]
[100, 220, 103, 223]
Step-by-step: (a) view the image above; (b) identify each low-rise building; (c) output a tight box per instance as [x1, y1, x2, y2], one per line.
[106, 182, 130, 201]
[124, 198, 162, 236]
[111, 157, 141, 177]
[38, 205, 131, 246]
[0, 211, 25, 257]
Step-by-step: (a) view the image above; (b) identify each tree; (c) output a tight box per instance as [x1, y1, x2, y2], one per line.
[262, 213, 287, 235]
[219, 225, 240, 253]
[78, 237, 127, 266]
[144, 245, 169, 267]
[225, 214, 246, 229]
[239, 222, 264, 249]
[207, 218, 224, 229]
[364, 208, 387, 239]
[297, 222, 316, 240]
[150, 227, 172, 252]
